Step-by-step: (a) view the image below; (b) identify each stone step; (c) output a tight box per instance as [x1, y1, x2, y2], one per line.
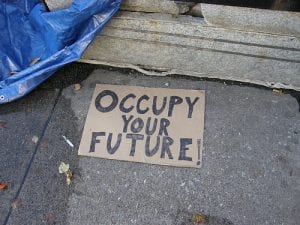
[46, 0, 300, 90]
[81, 11, 300, 90]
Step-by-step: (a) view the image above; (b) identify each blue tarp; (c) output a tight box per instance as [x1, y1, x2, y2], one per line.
[0, 0, 121, 103]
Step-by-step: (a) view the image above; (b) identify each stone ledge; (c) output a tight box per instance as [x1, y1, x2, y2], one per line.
[82, 12, 300, 90]
[201, 3, 300, 36]
[45, 0, 300, 90]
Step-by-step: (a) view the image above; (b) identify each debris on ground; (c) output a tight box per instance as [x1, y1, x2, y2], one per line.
[193, 212, 206, 224]
[41, 140, 49, 149]
[46, 212, 56, 225]
[65, 169, 73, 185]
[32, 135, 39, 144]
[58, 162, 70, 174]
[273, 89, 283, 94]
[164, 82, 170, 87]
[62, 135, 74, 148]
[74, 83, 82, 91]
[0, 181, 8, 190]
[29, 57, 41, 66]
[58, 162, 73, 185]
[0, 120, 6, 128]
[11, 199, 22, 209]
[26, 107, 32, 113]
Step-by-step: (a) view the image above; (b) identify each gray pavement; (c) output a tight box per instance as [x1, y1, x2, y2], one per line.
[0, 63, 299, 225]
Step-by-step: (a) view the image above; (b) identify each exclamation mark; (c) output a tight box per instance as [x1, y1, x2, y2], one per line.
[197, 139, 201, 166]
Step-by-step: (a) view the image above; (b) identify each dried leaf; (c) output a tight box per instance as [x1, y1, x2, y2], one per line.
[29, 57, 41, 66]
[193, 212, 206, 224]
[32, 135, 39, 144]
[273, 89, 283, 94]
[74, 83, 81, 91]
[0, 181, 8, 190]
[58, 162, 70, 174]
[11, 199, 22, 209]
[41, 141, 49, 149]
[59, 162, 73, 185]
[46, 212, 56, 225]
[0, 121, 6, 128]
[66, 170, 73, 186]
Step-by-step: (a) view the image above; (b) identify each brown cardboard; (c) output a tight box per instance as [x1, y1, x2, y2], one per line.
[78, 84, 205, 168]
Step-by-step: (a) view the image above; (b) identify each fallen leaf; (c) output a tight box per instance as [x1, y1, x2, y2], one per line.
[59, 162, 73, 185]
[0, 121, 6, 128]
[273, 89, 283, 94]
[46, 212, 56, 225]
[29, 57, 41, 66]
[193, 212, 206, 224]
[0, 181, 8, 190]
[58, 162, 70, 174]
[66, 170, 73, 186]
[41, 140, 49, 149]
[11, 199, 22, 209]
[74, 83, 81, 91]
[32, 135, 39, 144]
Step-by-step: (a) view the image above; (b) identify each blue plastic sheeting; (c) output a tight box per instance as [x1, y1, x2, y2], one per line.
[0, 0, 121, 103]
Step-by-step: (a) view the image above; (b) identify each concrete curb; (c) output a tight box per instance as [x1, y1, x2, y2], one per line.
[46, 0, 300, 90]
[82, 11, 300, 90]
[201, 3, 300, 36]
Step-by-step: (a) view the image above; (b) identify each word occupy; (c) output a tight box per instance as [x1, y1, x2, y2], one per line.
[95, 90, 200, 118]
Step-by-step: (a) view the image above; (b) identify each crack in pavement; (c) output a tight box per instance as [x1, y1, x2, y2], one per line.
[2, 89, 62, 225]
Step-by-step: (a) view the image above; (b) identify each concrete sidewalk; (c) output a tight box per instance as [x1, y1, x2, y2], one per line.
[0, 63, 299, 225]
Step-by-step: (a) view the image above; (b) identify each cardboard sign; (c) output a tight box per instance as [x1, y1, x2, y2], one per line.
[78, 84, 205, 168]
